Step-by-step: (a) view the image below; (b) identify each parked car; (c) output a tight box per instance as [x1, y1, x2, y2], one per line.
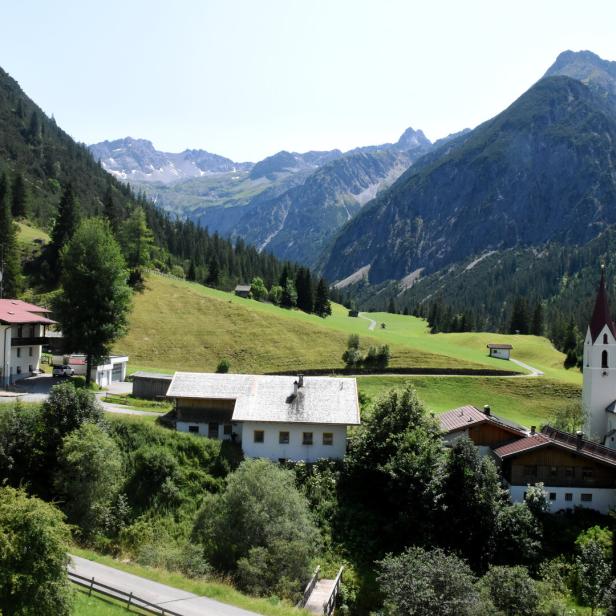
[53, 365, 75, 377]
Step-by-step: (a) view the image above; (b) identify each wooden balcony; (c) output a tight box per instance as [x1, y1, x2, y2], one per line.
[11, 337, 50, 347]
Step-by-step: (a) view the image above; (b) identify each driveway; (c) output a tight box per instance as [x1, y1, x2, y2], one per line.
[69, 555, 260, 616]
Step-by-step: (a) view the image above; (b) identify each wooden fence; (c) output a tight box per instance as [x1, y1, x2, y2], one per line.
[68, 571, 183, 616]
[323, 567, 344, 616]
[297, 565, 320, 608]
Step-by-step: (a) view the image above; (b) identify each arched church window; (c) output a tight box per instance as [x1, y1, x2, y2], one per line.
[604, 333, 609, 344]
[602, 350, 609, 369]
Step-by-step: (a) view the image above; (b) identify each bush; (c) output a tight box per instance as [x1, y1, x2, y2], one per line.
[192, 458, 320, 598]
[54, 423, 123, 535]
[479, 566, 540, 616]
[216, 358, 230, 373]
[129, 445, 181, 509]
[250, 277, 268, 301]
[0, 487, 73, 616]
[377, 546, 480, 616]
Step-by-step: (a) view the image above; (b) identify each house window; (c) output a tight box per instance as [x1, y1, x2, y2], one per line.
[302, 432, 313, 445]
[28, 365, 32, 373]
[550, 466, 558, 477]
[17, 326, 22, 337]
[565, 493, 573, 501]
[16, 366, 21, 374]
[28, 347, 33, 357]
[605, 333, 609, 344]
[254, 430, 264, 443]
[208, 422, 219, 439]
[581, 493, 593, 502]
[523, 465, 537, 477]
[549, 492, 557, 501]
[323, 432, 334, 446]
[565, 466, 574, 478]
[30, 326, 34, 337]
[188, 425, 199, 434]
[582, 467, 593, 479]
[16, 348, 20, 358]
[223, 423, 233, 436]
[602, 350, 609, 369]
[279, 431, 290, 444]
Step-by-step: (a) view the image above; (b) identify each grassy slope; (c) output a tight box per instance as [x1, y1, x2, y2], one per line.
[74, 590, 140, 615]
[17, 220, 50, 244]
[117, 275, 487, 374]
[358, 376, 581, 427]
[71, 548, 308, 616]
[114, 274, 581, 426]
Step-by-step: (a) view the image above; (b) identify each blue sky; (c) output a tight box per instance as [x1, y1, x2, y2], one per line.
[2, 0, 616, 161]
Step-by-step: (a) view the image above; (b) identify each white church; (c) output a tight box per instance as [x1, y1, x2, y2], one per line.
[583, 268, 616, 447]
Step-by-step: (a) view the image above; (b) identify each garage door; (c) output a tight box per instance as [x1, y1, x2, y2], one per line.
[112, 364, 123, 381]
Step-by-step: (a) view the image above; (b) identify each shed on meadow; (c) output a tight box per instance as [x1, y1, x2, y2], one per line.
[487, 343, 513, 360]
[234, 284, 251, 298]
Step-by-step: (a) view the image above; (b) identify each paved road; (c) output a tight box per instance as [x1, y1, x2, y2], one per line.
[510, 357, 544, 377]
[358, 313, 377, 331]
[69, 555, 261, 616]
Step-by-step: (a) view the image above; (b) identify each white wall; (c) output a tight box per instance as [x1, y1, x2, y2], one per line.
[489, 348, 510, 360]
[509, 484, 616, 515]
[583, 324, 616, 443]
[176, 420, 348, 461]
[240, 421, 347, 461]
[0, 324, 43, 384]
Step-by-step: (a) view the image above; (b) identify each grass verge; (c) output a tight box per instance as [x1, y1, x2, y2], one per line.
[71, 547, 309, 616]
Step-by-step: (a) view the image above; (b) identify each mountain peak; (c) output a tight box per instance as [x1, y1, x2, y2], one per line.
[544, 49, 616, 104]
[396, 127, 431, 151]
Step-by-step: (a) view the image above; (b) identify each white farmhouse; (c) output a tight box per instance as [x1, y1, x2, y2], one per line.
[0, 299, 56, 386]
[166, 372, 360, 461]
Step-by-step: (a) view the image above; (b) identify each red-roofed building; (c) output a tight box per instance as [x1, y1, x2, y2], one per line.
[0, 299, 56, 386]
[493, 426, 616, 513]
[439, 405, 527, 454]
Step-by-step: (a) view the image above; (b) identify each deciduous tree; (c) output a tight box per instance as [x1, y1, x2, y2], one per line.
[0, 487, 73, 616]
[55, 219, 132, 385]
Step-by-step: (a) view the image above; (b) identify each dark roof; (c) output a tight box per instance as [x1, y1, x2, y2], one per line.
[439, 405, 527, 436]
[487, 343, 513, 350]
[494, 425, 616, 469]
[589, 268, 616, 343]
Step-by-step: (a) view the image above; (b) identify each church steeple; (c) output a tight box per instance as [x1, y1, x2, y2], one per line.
[589, 266, 616, 343]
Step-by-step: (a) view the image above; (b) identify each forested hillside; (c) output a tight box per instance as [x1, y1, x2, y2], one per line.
[0, 65, 322, 294]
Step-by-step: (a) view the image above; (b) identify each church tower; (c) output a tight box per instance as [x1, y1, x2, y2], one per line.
[583, 268, 616, 446]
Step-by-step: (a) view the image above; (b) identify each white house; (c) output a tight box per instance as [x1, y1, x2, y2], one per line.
[487, 343, 513, 360]
[0, 299, 56, 386]
[166, 372, 361, 461]
[52, 354, 129, 387]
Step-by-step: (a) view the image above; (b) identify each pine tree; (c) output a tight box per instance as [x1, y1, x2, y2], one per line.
[10, 172, 28, 218]
[103, 187, 119, 232]
[388, 297, 397, 314]
[295, 267, 314, 313]
[314, 278, 332, 317]
[281, 279, 297, 309]
[119, 207, 153, 271]
[50, 183, 79, 276]
[531, 303, 544, 337]
[0, 173, 22, 298]
[206, 255, 220, 287]
[509, 296, 530, 334]
[187, 260, 196, 281]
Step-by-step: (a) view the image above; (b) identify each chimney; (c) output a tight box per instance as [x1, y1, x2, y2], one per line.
[293, 381, 298, 396]
[530, 426, 536, 435]
[576, 430, 584, 449]
[483, 405, 491, 416]
[298, 374, 304, 388]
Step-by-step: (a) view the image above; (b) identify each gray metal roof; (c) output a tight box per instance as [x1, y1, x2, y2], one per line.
[167, 372, 361, 425]
[132, 371, 174, 380]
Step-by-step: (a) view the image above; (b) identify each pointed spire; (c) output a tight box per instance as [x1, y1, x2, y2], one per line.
[590, 265, 616, 342]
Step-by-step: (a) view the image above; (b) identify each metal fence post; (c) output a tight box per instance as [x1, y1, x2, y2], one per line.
[89, 577, 95, 596]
